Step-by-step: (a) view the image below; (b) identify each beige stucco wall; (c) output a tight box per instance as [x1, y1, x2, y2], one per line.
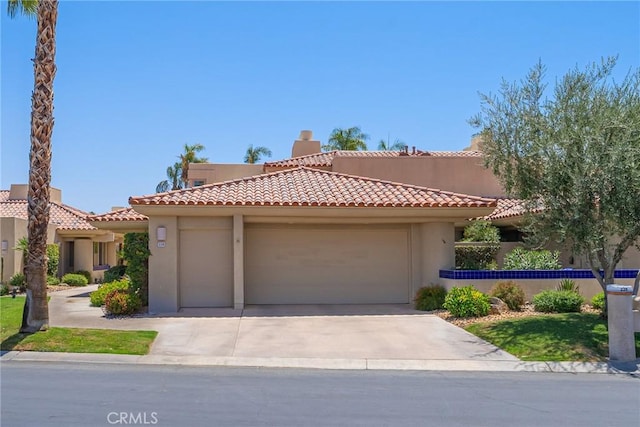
[332, 156, 506, 197]
[141, 209, 461, 311]
[440, 277, 636, 301]
[148, 216, 179, 313]
[420, 223, 456, 288]
[188, 164, 264, 187]
[1, 217, 58, 282]
[73, 238, 93, 278]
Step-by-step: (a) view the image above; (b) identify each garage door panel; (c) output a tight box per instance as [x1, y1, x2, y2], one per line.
[179, 229, 233, 308]
[246, 227, 409, 304]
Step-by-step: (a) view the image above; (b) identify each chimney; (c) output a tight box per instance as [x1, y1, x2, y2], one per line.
[465, 134, 485, 151]
[291, 130, 321, 158]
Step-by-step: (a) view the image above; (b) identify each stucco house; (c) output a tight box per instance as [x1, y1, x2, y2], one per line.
[0, 184, 121, 283]
[90, 130, 639, 313]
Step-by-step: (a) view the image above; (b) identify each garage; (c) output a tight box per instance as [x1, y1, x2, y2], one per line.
[245, 224, 410, 304]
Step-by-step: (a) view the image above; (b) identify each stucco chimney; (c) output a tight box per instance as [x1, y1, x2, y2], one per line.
[8, 184, 62, 204]
[291, 130, 321, 158]
[465, 134, 485, 151]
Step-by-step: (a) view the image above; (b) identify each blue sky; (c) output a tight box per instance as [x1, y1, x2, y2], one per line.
[2, 1, 639, 214]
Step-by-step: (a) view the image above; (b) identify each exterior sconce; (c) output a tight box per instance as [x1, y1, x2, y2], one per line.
[1, 240, 8, 253]
[156, 226, 167, 241]
[156, 226, 167, 248]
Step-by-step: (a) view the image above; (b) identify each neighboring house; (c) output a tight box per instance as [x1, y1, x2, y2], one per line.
[90, 130, 638, 313]
[482, 198, 640, 270]
[0, 184, 121, 283]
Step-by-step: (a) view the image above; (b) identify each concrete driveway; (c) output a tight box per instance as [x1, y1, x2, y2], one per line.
[49, 286, 517, 362]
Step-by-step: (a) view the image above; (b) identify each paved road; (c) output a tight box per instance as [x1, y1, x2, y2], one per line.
[1, 362, 638, 426]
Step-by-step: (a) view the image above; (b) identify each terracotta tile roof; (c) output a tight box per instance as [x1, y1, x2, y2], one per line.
[483, 198, 543, 220]
[130, 167, 496, 208]
[87, 207, 148, 222]
[263, 150, 482, 168]
[0, 190, 96, 230]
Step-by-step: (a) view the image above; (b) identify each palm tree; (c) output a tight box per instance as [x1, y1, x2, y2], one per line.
[377, 136, 406, 151]
[179, 143, 207, 188]
[322, 127, 369, 151]
[156, 162, 183, 193]
[8, 0, 58, 332]
[244, 145, 272, 164]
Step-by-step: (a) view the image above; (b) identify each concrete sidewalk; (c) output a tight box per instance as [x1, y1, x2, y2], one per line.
[2, 286, 637, 374]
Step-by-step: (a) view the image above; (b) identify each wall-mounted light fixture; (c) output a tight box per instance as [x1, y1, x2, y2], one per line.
[1, 240, 8, 253]
[156, 226, 167, 241]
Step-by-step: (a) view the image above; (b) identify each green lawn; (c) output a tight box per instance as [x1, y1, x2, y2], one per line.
[466, 312, 640, 362]
[1, 296, 157, 355]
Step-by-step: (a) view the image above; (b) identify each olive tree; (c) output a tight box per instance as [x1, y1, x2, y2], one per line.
[470, 57, 640, 308]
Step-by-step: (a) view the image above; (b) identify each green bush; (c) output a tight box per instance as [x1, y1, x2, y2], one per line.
[490, 281, 525, 311]
[556, 278, 579, 294]
[503, 248, 561, 270]
[443, 285, 490, 318]
[73, 270, 92, 284]
[61, 273, 88, 286]
[591, 292, 605, 311]
[9, 273, 26, 291]
[123, 232, 150, 306]
[455, 245, 500, 270]
[90, 279, 130, 307]
[104, 265, 127, 284]
[414, 285, 447, 311]
[1, 284, 8, 296]
[104, 289, 141, 316]
[46, 244, 60, 276]
[47, 275, 60, 286]
[533, 290, 584, 313]
[461, 220, 500, 243]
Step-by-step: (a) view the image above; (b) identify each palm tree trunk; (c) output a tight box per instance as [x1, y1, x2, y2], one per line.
[21, 0, 58, 333]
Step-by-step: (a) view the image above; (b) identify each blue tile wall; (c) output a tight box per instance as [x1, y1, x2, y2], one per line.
[439, 269, 640, 280]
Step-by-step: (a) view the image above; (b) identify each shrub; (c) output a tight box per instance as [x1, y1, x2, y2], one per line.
[46, 244, 60, 276]
[443, 285, 490, 318]
[61, 273, 88, 286]
[104, 265, 127, 284]
[455, 245, 500, 270]
[123, 232, 150, 306]
[104, 289, 141, 316]
[556, 278, 579, 294]
[490, 281, 525, 311]
[533, 290, 584, 313]
[1, 284, 8, 296]
[591, 292, 605, 311]
[9, 273, 26, 291]
[461, 220, 500, 243]
[73, 270, 92, 283]
[503, 248, 561, 270]
[47, 275, 60, 286]
[90, 279, 130, 307]
[414, 285, 447, 311]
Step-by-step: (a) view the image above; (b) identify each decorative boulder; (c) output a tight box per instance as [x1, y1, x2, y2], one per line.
[633, 296, 640, 311]
[489, 297, 508, 315]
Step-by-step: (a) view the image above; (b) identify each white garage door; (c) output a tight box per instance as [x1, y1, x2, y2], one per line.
[245, 225, 410, 304]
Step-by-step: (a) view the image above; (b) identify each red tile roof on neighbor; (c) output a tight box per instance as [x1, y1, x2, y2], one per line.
[483, 198, 543, 220]
[129, 167, 497, 208]
[263, 150, 483, 169]
[87, 207, 148, 222]
[0, 190, 96, 230]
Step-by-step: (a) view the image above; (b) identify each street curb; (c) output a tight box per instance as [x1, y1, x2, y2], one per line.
[2, 351, 638, 375]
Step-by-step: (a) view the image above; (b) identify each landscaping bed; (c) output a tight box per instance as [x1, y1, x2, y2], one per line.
[434, 303, 600, 328]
